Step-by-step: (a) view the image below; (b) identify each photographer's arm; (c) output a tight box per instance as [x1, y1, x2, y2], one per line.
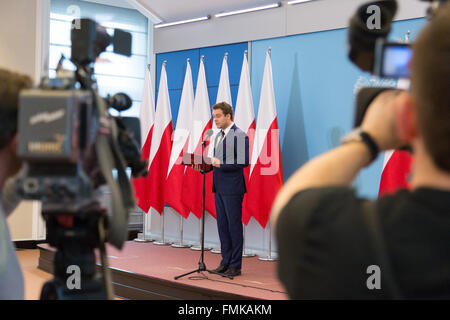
[271, 90, 407, 226]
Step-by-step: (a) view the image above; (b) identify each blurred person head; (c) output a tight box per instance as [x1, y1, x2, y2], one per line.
[0, 68, 32, 188]
[394, 4, 450, 172]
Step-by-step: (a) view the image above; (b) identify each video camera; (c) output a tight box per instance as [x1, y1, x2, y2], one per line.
[348, 0, 447, 128]
[14, 18, 147, 299]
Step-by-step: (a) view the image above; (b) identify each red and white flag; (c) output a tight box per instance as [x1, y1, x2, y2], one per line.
[132, 66, 155, 213]
[216, 53, 232, 105]
[182, 57, 216, 218]
[379, 150, 413, 196]
[208, 53, 232, 158]
[165, 60, 194, 218]
[246, 50, 283, 228]
[378, 78, 413, 197]
[234, 51, 256, 225]
[144, 62, 173, 214]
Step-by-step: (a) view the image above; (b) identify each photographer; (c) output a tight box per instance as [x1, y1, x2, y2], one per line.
[271, 4, 450, 299]
[0, 68, 32, 299]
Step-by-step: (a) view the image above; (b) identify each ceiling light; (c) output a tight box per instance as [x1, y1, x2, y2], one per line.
[154, 16, 210, 29]
[287, 0, 314, 4]
[215, 3, 281, 18]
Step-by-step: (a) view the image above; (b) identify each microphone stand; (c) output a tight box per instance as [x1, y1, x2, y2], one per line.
[175, 138, 231, 280]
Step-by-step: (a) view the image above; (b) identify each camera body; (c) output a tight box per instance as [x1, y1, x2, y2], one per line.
[16, 89, 96, 213]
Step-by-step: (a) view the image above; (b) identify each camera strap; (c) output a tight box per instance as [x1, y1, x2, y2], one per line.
[362, 200, 403, 299]
[95, 93, 134, 249]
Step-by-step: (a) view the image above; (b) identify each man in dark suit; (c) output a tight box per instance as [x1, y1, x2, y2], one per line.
[209, 102, 249, 277]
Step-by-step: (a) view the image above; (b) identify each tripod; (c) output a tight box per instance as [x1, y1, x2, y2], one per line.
[40, 209, 114, 300]
[174, 139, 232, 280]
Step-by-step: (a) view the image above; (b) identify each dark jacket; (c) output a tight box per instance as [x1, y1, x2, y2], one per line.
[212, 124, 249, 195]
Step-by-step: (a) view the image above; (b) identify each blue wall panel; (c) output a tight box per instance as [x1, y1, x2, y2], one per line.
[157, 42, 248, 128]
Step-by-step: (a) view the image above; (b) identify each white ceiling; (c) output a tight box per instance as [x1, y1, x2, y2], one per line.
[83, 0, 289, 24]
[129, 0, 282, 23]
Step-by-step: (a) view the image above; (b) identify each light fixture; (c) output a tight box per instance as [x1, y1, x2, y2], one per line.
[154, 15, 210, 29]
[214, 2, 281, 18]
[287, 0, 314, 5]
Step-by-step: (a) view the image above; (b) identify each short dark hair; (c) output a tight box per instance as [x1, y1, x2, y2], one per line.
[0, 68, 32, 149]
[410, 3, 450, 171]
[213, 101, 234, 121]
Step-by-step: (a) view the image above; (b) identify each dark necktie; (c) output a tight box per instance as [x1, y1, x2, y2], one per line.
[216, 130, 225, 150]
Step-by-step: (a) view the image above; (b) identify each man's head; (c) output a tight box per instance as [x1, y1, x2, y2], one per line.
[0, 68, 32, 181]
[212, 101, 234, 129]
[396, 4, 450, 171]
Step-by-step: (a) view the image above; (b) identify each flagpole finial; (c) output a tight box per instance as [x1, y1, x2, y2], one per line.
[405, 30, 411, 43]
[163, 60, 167, 66]
[147, 63, 151, 72]
[201, 55, 205, 61]
[244, 50, 248, 57]
[268, 47, 272, 56]
[224, 52, 228, 58]
[187, 58, 190, 62]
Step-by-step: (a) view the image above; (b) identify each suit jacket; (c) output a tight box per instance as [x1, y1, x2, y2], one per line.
[211, 124, 249, 195]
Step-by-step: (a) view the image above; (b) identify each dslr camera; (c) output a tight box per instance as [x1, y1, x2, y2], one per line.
[14, 18, 147, 299]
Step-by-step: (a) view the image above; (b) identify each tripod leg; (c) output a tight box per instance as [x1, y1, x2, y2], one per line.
[174, 269, 200, 280]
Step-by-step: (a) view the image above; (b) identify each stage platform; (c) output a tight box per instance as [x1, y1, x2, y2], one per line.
[38, 241, 288, 300]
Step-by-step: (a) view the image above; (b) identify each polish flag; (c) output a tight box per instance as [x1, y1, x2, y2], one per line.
[246, 50, 283, 228]
[208, 53, 232, 158]
[216, 53, 232, 105]
[165, 60, 194, 218]
[132, 66, 155, 213]
[234, 51, 256, 225]
[379, 150, 413, 196]
[182, 57, 215, 218]
[145, 62, 173, 214]
[378, 79, 413, 197]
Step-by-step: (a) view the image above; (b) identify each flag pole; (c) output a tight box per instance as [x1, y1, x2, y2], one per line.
[242, 223, 255, 257]
[133, 210, 155, 242]
[134, 63, 156, 243]
[153, 207, 172, 245]
[171, 214, 191, 248]
[258, 220, 278, 261]
[153, 60, 172, 246]
[191, 215, 212, 251]
[191, 54, 213, 251]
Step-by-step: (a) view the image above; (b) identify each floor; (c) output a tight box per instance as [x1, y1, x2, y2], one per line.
[16, 249, 53, 300]
[16, 249, 123, 300]
[18, 242, 288, 300]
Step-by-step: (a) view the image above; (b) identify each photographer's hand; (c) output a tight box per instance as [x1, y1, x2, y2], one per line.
[360, 90, 407, 151]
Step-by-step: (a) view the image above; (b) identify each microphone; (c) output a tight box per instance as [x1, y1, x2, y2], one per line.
[106, 93, 133, 112]
[201, 129, 214, 144]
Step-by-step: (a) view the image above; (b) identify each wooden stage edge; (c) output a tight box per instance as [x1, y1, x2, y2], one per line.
[38, 244, 262, 300]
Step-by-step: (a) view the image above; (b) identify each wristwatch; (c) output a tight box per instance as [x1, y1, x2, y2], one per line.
[340, 128, 379, 163]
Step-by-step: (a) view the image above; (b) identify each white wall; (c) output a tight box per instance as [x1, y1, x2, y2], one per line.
[0, 0, 50, 241]
[154, 0, 428, 53]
